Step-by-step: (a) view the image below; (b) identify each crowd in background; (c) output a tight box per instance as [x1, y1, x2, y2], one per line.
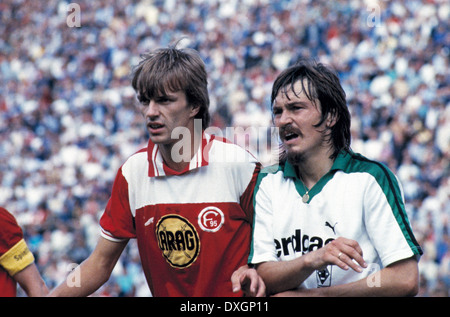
[0, 0, 448, 297]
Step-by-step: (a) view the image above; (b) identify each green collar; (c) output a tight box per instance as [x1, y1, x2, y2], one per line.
[283, 150, 351, 203]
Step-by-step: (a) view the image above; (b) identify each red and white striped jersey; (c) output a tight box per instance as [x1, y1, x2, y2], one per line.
[100, 133, 260, 296]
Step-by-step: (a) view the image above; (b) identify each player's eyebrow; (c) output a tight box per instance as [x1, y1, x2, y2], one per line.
[273, 100, 310, 110]
[286, 101, 309, 108]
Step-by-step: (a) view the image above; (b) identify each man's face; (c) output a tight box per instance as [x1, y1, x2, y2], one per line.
[272, 80, 329, 162]
[138, 90, 199, 145]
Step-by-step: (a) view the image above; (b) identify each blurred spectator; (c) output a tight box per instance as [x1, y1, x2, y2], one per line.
[1, 0, 448, 296]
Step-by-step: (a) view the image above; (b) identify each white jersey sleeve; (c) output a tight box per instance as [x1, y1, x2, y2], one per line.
[363, 172, 420, 267]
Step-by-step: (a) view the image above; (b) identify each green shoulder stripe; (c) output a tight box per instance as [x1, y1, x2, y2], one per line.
[345, 151, 423, 256]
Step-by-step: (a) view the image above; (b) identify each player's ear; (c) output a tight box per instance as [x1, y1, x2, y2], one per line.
[326, 111, 338, 129]
[190, 104, 200, 119]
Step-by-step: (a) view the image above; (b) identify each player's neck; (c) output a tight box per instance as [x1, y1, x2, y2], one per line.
[292, 148, 334, 189]
[159, 129, 202, 172]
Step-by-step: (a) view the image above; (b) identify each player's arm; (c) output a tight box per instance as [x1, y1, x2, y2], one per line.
[256, 237, 367, 295]
[48, 236, 128, 297]
[14, 263, 49, 296]
[256, 259, 313, 296]
[274, 256, 419, 297]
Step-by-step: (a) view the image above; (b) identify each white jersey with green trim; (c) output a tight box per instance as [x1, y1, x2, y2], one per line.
[249, 150, 422, 289]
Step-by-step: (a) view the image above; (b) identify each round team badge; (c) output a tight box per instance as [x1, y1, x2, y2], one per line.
[155, 214, 200, 269]
[198, 207, 225, 232]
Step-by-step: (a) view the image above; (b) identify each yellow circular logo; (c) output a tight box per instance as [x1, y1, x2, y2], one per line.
[155, 214, 200, 269]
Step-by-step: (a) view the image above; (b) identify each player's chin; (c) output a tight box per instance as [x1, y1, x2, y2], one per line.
[285, 147, 306, 164]
[148, 133, 170, 144]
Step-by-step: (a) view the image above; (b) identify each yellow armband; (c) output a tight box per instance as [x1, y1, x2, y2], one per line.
[0, 239, 35, 276]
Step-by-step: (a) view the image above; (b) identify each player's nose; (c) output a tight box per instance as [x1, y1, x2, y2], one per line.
[145, 100, 160, 118]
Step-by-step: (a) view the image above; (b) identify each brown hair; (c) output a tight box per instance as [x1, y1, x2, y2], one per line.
[271, 58, 351, 159]
[131, 41, 210, 128]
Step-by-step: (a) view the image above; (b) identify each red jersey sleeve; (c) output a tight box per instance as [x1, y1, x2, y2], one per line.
[240, 163, 261, 222]
[0, 207, 23, 256]
[0, 208, 23, 255]
[0, 207, 34, 277]
[99, 167, 136, 242]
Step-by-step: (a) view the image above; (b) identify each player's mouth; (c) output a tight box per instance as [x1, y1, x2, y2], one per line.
[284, 132, 298, 141]
[147, 122, 165, 134]
[281, 129, 300, 144]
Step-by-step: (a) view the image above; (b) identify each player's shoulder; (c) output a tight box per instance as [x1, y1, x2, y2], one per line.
[0, 207, 18, 226]
[260, 163, 283, 175]
[208, 135, 258, 165]
[255, 162, 284, 185]
[342, 150, 396, 180]
[338, 150, 401, 192]
[120, 146, 149, 174]
[123, 146, 148, 163]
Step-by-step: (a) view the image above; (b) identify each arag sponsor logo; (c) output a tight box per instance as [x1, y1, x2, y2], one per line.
[156, 214, 200, 269]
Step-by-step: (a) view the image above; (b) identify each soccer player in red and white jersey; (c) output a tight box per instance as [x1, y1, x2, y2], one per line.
[49, 42, 265, 297]
[0, 207, 48, 296]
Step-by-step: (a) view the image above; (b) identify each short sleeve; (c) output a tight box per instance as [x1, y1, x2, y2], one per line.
[0, 208, 24, 255]
[0, 208, 35, 276]
[99, 167, 136, 242]
[239, 163, 261, 222]
[364, 173, 422, 267]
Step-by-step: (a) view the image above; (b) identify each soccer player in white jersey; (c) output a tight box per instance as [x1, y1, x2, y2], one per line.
[49, 42, 265, 297]
[248, 59, 423, 296]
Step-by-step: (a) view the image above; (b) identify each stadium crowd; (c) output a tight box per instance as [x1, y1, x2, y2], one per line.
[0, 0, 448, 297]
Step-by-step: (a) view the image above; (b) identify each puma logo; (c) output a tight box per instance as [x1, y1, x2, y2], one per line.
[325, 221, 338, 235]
